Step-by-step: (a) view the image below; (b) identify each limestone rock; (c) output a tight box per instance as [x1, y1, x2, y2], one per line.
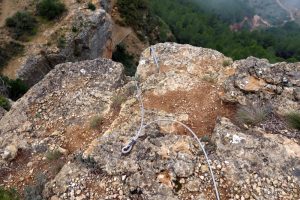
[235, 75, 266, 92]
[294, 87, 300, 101]
[222, 57, 300, 114]
[2, 145, 18, 161]
[174, 158, 195, 178]
[136, 43, 231, 95]
[186, 179, 201, 192]
[212, 117, 300, 198]
[1, 43, 300, 199]
[0, 58, 124, 162]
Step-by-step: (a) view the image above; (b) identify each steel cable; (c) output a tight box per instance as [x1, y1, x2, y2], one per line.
[121, 46, 220, 200]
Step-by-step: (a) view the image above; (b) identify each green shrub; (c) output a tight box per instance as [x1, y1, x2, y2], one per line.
[200, 135, 210, 143]
[236, 103, 271, 126]
[45, 150, 62, 161]
[8, 79, 29, 100]
[87, 2, 96, 11]
[72, 26, 78, 32]
[0, 75, 28, 101]
[0, 96, 10, 110]
[6, 11, 37, 39]
[57, 36, 66, 48]
[0, 187, 19, 200]
[90, 115, 103, 130]
[36, 0, 66, 20]
[0, 42, 24, 69]
[112, 44, 136, 76]
[285, 112, 300, 130]
[222, 59, 231, 67]
[24, 173, 47, 200]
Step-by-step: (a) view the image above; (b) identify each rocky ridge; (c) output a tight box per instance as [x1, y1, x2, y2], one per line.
[2, 0, 113, 87]
[0, 43, 300, 199]
[222, 56, 300, 114]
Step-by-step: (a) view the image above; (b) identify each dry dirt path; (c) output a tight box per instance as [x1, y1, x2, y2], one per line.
[0, 0, 18, 27]
[111, 23, 132, 49]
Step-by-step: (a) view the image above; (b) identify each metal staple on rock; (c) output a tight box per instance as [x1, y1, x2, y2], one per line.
[121, 47, 220, 200]
[150, 47, 160, 73]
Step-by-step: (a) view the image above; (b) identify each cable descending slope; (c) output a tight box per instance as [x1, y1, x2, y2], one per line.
[122, 47, 221, 200]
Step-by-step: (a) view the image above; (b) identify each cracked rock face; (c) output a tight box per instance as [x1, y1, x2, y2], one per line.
[17, 8, 112, 87]
[221, 57, 300, 114]
[0, 59, 124, 162]
[45, 116, 227, 200]
[212, 117, 300, 199]
[136, 43, 231, 95]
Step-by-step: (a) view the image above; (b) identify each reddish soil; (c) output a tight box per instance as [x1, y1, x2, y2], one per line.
[0, 150, 66, 194]
[144, 83, 236, 137]
[0, 106, 121, 196]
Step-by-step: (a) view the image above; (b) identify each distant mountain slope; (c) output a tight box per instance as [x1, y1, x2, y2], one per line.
[149, 0, 300, 62]
[246, 0, 290, 24]
[195, 0, 290, 25]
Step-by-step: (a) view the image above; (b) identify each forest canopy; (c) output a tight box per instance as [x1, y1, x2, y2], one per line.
[118, 0, 300, 63]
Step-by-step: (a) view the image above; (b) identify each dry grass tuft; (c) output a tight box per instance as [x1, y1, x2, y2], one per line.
[236, 103, 271, 126]
[285, 112, 300, 130]
[89, 115, 103, 130]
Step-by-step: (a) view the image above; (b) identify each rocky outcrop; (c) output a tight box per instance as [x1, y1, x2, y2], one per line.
[0, 43, 300, 199]
[17, 7, 112, 87]
[221, 57, 300, 114]
[213, 117, 300, 199]
[0, 58, 124, 165]
[17, 53, 66, 87]
[100, 0, 112, 12]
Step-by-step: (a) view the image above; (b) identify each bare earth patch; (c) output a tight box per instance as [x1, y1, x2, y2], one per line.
[144, 83, 236, 137]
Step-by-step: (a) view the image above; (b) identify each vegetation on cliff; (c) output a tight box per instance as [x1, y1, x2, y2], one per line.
[150, 0, 300, 62]
[116, 0, 174, 44]
[0, 42, 24, 69]
[112, 44, 136, 76]
[117, 0, 300, 62]
[0, 187, 19, 200]
[0, 75, 28, 101]
[36, 0, 66, 20]
[6, 12, 37, 40]
[286, 112, 300, 130]
[0, 96, 10, 110]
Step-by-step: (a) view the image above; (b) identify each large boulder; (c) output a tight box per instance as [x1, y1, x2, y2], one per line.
[0, 58, 124, 165]
[212, 117, 300, 199]
[221, 57, 300, 114]
[17, 8, 112, 87]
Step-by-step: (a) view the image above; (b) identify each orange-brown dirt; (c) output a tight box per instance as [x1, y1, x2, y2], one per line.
[0, 149, 67, 193]
[0, 106, 121, 196]
[144, 83, 236, 137]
